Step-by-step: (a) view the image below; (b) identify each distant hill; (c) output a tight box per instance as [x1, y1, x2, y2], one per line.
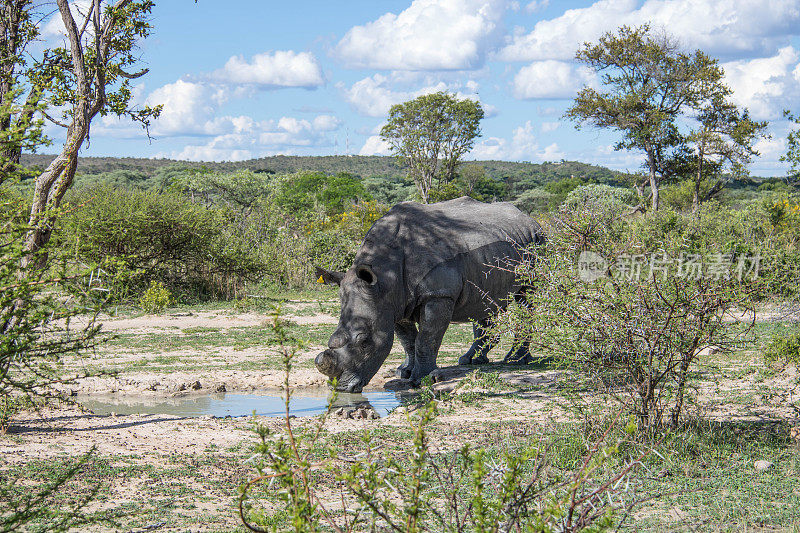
[20, 153, 623, 185]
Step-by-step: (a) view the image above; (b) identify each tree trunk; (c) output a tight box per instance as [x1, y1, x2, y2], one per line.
[646, 149, 660, 211]
[692, 146, 704, 214]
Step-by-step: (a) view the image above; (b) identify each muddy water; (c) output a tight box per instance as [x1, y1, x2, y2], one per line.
[79, 388, 414, 418]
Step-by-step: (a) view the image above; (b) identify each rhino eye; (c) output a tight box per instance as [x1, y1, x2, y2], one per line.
[356, 266, 377, 286]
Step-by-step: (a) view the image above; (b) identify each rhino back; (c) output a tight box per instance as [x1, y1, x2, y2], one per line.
[355, 197, 540, 297]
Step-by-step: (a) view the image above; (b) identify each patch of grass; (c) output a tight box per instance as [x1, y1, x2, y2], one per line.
[104, 323, 336, 354]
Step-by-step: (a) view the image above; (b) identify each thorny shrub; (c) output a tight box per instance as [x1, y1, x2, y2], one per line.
[238, 309, 648, 532]
[498, 200, 761, 430]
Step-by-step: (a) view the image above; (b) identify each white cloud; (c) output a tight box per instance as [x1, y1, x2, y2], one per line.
[471, 121, 544, 160]
[538, 142, 565, 160]
[723, 46, 800, 119]
[498, 0, 800, 62]
[525, 0, 549, 13]
[335, 0, 508, 70]
[167, 113, 342, 161]
[212, 51, 324, 88]
[359, 135, 392, 156]
[340, 74, 489, 118]
[754, 136, 787, 160]
[313, 115, 343, 131]
[512, 60, 595, 99]
[541, 121, 560, 132]
[145, 80, 230, 136]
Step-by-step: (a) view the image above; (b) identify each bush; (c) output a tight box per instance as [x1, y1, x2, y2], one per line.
[764, 327, 800, 366]
[563, 183, 635, 213]
[503, 203, 760, 429]
[57, 185, 268, 300]
[271, 171, 371, 216]
[514, 187, 556, 213]
[138, 281, 173, 314]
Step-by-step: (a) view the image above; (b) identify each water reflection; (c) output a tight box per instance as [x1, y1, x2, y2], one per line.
[79, 388, 414, 419]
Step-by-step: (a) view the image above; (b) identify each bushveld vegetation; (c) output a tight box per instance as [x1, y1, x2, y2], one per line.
[2, 8, 799, 531]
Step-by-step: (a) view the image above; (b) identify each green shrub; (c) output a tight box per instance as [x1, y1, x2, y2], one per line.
[504, 204, 760, 429]
[58, 185, 267, 300]
[138, 281, 173, 314]
[514, 187, 556, 213]
[271, 171, 371, 216]
[563, 183, 635, 214]
[764, 327, 800, 365]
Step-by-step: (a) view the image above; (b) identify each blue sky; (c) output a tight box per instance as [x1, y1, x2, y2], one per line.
[46, 0, 800, 176]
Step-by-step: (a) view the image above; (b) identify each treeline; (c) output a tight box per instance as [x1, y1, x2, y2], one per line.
[20, 153, 622, 186]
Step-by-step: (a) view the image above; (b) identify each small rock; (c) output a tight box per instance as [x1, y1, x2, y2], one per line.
[790, 426, 800, 443]
[190, 380, 202, 391]
[214, 383, 226, 393]
[754, 460, 774, 471]
[176, 383, 187, 392]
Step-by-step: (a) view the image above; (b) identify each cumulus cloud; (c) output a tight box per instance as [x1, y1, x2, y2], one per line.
[513, 60, 595, 99]
[470, 121, 561, 160]
[359, 135, 392, 156]
[340, 74, 490, 118]
[498, 0, 800, 62]
[211, 50, 324, 88]
[525, 0, 549, 13]
[723, 46, 800, 119]
[167, 113, 342, 161]
[145, 80, 230, 136]
[335, 0, 508, 70]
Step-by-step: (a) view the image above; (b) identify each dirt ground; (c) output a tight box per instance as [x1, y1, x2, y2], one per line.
[4, 302, 800, 532]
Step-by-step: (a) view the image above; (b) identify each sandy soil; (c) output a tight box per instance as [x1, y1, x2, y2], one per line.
[4, 304, 800, 531]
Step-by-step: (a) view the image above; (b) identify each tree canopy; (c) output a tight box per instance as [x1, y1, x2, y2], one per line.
[380, 91, 483, 203]
[566, 24, 763, 211]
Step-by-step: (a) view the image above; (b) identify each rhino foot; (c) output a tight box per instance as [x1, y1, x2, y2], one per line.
[504, 353, 534, 365]
[429, 368, 447, 383]
[333, 404, 379, 420]
[459, 353, 490, 366]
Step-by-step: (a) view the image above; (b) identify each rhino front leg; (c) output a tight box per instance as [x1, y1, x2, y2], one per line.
[395, 320, 417, 379]
[410, 298, 453, 387]
[458, 318, 498, 366]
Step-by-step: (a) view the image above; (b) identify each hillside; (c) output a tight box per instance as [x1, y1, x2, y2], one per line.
[20, 153, 622, 185]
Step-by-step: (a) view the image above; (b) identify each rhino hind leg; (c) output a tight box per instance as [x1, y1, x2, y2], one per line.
[458, 318, 498, 366]
[502, 339, 534, 365]
[395, 320, 418, 379]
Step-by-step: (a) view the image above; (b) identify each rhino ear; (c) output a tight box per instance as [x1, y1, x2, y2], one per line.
[315, 266, 345, 286]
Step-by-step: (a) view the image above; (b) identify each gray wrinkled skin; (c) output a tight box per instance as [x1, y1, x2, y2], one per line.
[315, 197, 543, 392]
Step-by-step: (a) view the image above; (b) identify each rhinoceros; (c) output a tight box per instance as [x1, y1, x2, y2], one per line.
[314, 196, 543, 392]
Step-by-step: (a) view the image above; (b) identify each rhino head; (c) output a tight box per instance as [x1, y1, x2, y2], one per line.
[314, 262, 400, 393]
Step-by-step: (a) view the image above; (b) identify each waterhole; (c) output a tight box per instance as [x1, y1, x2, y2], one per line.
[79, 388, 417, 419]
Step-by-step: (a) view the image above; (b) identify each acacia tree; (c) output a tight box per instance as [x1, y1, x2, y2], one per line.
[0, 2, 159, 528]
[0, 0, 47, 176]
[782, 110, 800, 185]
[681, 92, 766, 212]
[380, 91, 483, 203]
[22, 0, 160, 268]
[566, 25, 722, 211]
